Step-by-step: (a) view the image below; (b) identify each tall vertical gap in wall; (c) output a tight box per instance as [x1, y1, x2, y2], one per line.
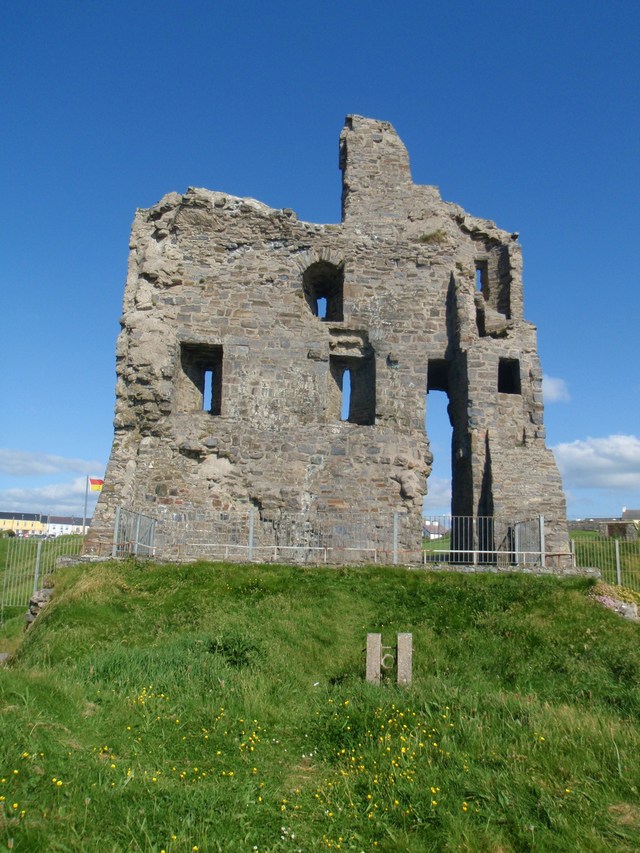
[424, 389, 453, 516]
[317, 296, 328, 319]
[425, 358, 453, 517]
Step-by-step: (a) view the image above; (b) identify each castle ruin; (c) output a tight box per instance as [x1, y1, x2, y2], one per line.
[87, 115, 570, 564]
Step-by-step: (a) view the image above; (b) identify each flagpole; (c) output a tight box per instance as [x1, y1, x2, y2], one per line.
[83, 476, 89, 536]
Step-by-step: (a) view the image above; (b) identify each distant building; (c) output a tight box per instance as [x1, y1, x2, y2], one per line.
[0, 512, 90, 537]
[0, 512, 48, 537]
[622, 508, 640, 522]
[46, 516, 87, 536]
[422, 519, 449, 540]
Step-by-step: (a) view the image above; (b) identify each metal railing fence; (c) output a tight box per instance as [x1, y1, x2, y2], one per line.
[153, 508, 406, 565]
[1, 535, 83, 621]
[112, 507, 157, 558]
[112, 507, 549, 568]
[422, 515, 544, 566]
[571, 535, 640, 591]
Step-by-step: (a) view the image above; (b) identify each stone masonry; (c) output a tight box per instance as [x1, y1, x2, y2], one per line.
[87, 115, 570, 563]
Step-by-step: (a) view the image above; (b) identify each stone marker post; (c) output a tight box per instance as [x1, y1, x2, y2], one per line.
[366, 633, 382, 685]
[366, 632, 412, 686]
[396, 632, 413, 686]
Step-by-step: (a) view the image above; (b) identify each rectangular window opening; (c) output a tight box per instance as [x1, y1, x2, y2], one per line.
[498, 357, 521, 394]
[330, 353, 375, 425]
[180, 343, 223, 415]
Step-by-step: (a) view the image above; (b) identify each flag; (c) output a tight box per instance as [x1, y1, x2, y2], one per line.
[89, 478, 104, 492]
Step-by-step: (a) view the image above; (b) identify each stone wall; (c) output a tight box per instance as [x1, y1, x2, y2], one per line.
[86, 115, 570, 563]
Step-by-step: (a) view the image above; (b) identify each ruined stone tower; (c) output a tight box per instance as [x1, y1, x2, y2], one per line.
[88, 115, 569, 563]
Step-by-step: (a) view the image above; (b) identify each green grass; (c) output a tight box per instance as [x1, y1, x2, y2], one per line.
[422, 534, 451, 553]
[0, 536, 11, 569]
[1, 560, 640, 851]
[569, 530, 602, 540]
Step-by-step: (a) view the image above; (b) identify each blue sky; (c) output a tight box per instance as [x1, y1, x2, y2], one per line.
[1, 0, 638, 520]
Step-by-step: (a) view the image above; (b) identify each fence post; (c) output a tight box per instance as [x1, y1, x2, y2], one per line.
[112, 506, 121, 558]
[472, 517, 478, 566]
[149, 519, 157, 556]
[570, 538, 576, 568]
[133, 512, 142, 556]
[248, 508, 254, 560]
[393, 513, 398, 565]
[539, 515, 546, 568]
[33, 540, 43, 595]
[615, 539, 621, 586]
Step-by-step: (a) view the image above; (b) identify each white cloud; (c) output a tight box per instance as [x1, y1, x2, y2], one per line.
[0, 448, 103, 477]
[423, 476, 452, 516]
[542, 375, 570, 403]
[553, 435, 640, 490]
[0, 478, 101, 516]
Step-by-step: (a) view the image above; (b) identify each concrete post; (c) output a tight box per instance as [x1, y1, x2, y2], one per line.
[33, 540, 43, 595]
[397, 633, 412, 686]
[133, 512, 142, 556]
[149, 519, 157, 556]
[366, 633, 382, 684]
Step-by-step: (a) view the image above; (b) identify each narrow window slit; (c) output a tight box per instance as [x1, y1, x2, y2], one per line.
[475, 260, 488, 295]
[203, 370, 213, 411]
[340, 369, 351, 421]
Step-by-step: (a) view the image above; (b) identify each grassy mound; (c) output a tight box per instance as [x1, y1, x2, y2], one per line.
[1, 560, 640, 851]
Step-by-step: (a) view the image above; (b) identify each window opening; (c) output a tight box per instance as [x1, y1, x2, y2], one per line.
[340, 369, 351, 421]
[330, 353, 375, 425]
[475, 260, 488, 295]
[498, 357, 521, 394]
[203, 370, 213, 411]
[302, 261, 344, 321]
[179, 344, 223, 414]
